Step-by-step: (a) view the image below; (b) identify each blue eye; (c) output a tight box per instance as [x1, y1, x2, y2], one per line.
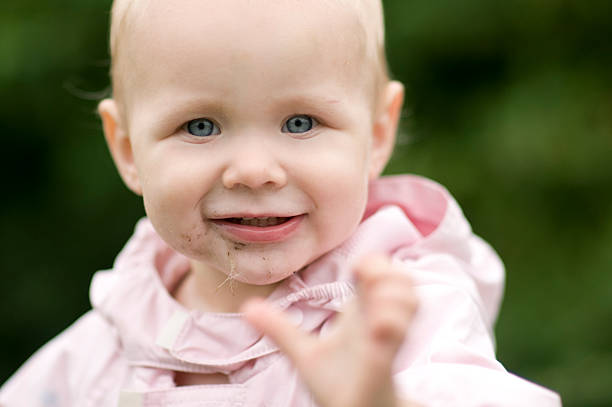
[186, 118, 220, 137]
[282, 115, 317, 134]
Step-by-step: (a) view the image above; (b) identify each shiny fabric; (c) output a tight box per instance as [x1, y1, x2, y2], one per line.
[0, 175, 562, 406]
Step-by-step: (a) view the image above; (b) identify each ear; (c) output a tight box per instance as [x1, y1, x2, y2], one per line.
[98, 99, 143, 195]
[369, 81, 404, 180]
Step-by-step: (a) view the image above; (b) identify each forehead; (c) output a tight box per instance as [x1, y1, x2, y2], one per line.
[114, 0, 378, 108]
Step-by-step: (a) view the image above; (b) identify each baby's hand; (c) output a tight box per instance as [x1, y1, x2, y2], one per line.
[242, 255, 418, 407]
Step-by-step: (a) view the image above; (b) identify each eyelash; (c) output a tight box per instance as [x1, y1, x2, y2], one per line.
[181, 114, 320, 139]
[281, 115, 319, 135]
[183, 118, 221, 138]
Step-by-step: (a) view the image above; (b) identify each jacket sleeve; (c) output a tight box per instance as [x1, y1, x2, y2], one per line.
[0, 311, 124, 407]
[390, 199, 561, 406]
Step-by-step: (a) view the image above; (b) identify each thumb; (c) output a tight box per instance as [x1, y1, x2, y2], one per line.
[242, 299, 312, 364]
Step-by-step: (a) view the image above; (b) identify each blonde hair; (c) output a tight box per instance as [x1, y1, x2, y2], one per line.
[108, 0, 140, 106]
[337, 0, 390, 91]
[107, 0, 390, 104]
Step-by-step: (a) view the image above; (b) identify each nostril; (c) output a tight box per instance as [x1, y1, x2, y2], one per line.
[222, 163, 287, 190]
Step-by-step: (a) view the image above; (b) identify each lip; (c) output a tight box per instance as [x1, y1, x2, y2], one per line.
[210, 215, 305, 243]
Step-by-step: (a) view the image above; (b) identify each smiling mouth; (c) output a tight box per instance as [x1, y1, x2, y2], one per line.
[210, 215, 304, 242]
[224, 216, 292, 227]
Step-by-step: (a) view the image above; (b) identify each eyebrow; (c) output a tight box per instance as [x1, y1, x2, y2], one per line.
[144, 96, 229, 131]
[266, 93, 346, 115]
[150, 92, 346, 123]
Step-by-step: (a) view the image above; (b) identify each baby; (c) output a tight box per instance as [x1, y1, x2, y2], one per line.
[0, 1, 561, 406]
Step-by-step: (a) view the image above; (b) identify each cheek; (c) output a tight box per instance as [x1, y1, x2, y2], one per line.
[303, 134, 371, 198]
[134, 145, 220, 251]
[138, 145, 217, 211]
[295, 138, 371, 243]
[322, 172, 369, 230]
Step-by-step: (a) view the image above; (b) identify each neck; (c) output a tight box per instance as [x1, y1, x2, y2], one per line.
[173, 260, 281, 313]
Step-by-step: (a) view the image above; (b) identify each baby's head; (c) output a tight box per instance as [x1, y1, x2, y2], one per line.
[99, 0, 404, 290]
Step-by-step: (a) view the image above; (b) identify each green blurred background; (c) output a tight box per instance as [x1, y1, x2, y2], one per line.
[1, 0, 611, 405]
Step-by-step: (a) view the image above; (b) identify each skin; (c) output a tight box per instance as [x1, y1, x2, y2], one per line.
[244, 255, 419, 407]
[99, 1, 417, 405]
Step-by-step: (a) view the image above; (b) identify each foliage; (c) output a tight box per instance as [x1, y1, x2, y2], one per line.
[1, 1, 610, 405]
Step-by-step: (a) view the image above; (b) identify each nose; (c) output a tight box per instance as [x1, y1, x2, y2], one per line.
[222, 142, 288, 190]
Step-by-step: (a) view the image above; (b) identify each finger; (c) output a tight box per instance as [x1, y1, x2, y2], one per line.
[353, 255, 416, 312]
[368, 302, 412, 346]
[368, 279, 418, 318]
[241, 299, 312, 364]
[352, 255, 417, 349]
[352, 253, 390, 285]
[352, 254, 389, 313]
[354, 254, 413, 290]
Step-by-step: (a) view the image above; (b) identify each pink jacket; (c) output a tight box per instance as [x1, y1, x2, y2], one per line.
[0, 175, 561, 407]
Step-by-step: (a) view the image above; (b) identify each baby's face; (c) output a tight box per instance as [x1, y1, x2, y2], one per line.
[106, 0, 399, 286]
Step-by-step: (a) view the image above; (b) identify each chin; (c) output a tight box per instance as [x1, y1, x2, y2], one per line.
[230, 255, 305, 286]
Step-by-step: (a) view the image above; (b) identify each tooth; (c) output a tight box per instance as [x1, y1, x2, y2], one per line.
[232, 216, 288, 226]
